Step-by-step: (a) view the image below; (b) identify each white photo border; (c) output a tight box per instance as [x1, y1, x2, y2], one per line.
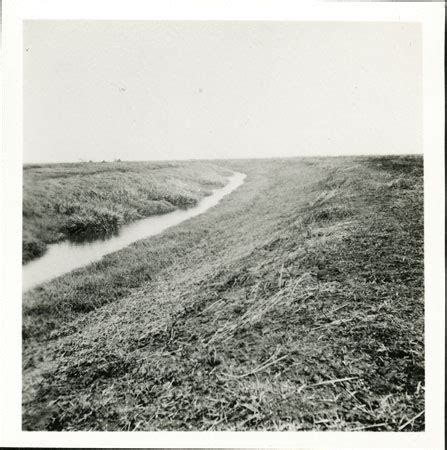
[1, 0, 444, 448]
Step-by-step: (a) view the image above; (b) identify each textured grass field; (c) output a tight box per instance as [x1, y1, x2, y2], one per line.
[22, 155, 424, 431]
[22, 161, 231, 263]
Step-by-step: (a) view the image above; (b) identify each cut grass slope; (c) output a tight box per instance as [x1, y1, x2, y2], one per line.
[22, 155, 424, 431]
[23, 161, 231, 263]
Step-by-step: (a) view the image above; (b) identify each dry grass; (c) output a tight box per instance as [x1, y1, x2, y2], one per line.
[22, 155, 424, 431]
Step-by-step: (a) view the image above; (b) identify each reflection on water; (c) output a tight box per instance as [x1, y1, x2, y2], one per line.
[23, 172, 246, 292]
[66, 228, 120, 244]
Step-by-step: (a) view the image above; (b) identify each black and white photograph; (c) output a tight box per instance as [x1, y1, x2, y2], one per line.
[0, 0, 444, 448]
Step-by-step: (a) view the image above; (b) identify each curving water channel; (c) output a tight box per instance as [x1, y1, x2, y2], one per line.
[23, 172, 246, 292]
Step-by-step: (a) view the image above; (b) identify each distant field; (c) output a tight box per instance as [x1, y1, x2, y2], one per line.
[22, 155, 424, 431]
[22, 161, 231, 263]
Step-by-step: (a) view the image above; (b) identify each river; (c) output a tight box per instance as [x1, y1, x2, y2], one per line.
[23, 172, 246, 292]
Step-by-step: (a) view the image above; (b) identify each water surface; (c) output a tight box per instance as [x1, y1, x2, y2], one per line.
[23, 172, 246, 291]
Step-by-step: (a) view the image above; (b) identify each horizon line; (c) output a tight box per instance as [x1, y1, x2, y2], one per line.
[23, 152, 423, 166]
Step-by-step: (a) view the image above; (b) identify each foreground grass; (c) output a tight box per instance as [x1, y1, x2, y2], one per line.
[23, 161, 231, 263]
[22, 155, 424, 431]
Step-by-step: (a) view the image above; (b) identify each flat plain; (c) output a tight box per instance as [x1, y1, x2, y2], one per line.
[22, 155, 424, 431]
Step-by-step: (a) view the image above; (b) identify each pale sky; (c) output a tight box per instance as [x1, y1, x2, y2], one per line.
[24, 21, 422, 163]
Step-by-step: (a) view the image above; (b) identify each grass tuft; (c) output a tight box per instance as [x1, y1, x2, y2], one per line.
[61, 208, 123, 239]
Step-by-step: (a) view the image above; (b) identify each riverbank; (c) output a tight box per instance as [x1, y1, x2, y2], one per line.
[23, 172, 245, 292]
[23, 161, 232, 263]
[23, 155, 424, 431]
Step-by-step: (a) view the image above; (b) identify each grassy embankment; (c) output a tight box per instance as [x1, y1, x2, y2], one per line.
[22, 161, 231, 263]
[23, 155, 424, 431]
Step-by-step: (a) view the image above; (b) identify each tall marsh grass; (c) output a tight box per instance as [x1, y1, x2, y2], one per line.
[22, 161, 231, 263]
[62, 208, 123, 238]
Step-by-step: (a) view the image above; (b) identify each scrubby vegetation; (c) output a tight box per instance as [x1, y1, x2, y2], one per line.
[22, 155, 424, 431]
[22, 161, 231, 263]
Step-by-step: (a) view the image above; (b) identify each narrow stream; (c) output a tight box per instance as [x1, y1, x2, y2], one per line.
[23, 172, 246, 292]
